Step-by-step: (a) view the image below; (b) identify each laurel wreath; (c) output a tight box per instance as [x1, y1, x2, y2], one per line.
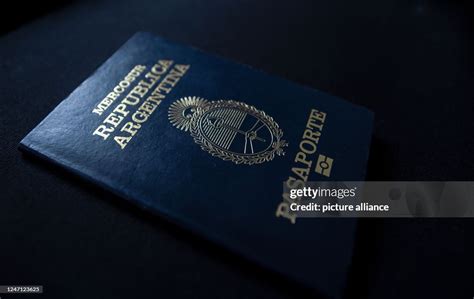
[190, 100, 288, 165]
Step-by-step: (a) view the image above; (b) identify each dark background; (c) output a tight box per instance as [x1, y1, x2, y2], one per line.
[0, 0, 473, 298]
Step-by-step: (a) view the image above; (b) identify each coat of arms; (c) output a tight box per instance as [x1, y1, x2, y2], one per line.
[168, 96, 287, 165]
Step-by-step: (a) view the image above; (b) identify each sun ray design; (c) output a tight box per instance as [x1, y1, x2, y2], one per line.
[168, 96, 208, 131]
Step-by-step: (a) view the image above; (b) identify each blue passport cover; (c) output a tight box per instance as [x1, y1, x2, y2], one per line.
[20, 32, 373, 298]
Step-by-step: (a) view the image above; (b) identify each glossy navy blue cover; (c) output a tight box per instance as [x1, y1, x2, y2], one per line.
[19, 32, 373, 298]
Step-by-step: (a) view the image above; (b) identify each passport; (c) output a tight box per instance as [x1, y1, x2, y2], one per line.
[19, 32, 373, 298]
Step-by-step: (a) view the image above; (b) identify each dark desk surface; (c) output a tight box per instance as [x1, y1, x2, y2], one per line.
[0, 0, 473, 298]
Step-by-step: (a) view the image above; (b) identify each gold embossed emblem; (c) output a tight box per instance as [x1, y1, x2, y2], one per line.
[168, 97, 288, 165]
